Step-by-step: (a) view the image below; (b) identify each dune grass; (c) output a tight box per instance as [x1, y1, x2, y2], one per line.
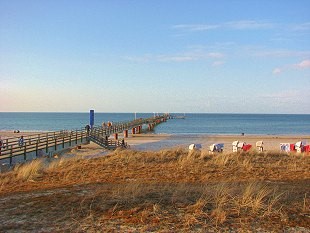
[15, 159, 46, 181]
[0, 148, 309, 232]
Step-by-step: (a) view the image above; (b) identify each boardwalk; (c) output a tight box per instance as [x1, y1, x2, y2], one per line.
[0, 115, 168, 166]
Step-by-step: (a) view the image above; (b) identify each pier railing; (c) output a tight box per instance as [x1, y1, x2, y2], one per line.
[0, 114, 168, 165]
[88, 115, 168, 149]
[0, 129, 88, 164]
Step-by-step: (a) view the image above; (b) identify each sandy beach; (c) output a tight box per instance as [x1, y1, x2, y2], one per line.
[0, 131, 49, 139]
[1, 130, 309, 153]
[125, 133, 310, 152]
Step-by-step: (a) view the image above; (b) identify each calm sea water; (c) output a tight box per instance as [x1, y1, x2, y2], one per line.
[0, 112, 309, 135]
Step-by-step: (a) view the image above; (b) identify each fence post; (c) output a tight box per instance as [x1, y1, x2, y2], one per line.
[36, 140, 39, 157]
[10, 146, 13, 166]
[46, 137, 49, 153]
[75, 130, 78, 144]
[24, 144, 27, 161]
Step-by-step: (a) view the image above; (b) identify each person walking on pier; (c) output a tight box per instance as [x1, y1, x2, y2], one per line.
[85, 124, 90, 136]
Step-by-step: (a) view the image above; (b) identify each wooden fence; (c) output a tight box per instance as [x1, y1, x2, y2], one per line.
[0, 129, 88, 165]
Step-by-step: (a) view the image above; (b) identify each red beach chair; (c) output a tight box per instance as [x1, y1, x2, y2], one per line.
[242, 144, 252, 151]
[304, 145, 310, 153]
[290, 144, 296, 152]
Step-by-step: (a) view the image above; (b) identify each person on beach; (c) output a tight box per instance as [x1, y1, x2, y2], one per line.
[18, 136, 24, 147]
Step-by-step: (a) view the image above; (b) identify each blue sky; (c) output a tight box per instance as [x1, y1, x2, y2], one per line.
[1, 0, 310, 113]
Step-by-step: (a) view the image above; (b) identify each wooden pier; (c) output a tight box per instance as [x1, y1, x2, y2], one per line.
[0, 115, 168, 165]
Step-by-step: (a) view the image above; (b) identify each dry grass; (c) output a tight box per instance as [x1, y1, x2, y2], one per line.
[0, 149, 309, 232]
[15, 159, 46, 181]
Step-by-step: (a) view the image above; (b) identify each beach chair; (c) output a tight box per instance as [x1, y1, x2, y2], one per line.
[280, 143, 290, 152]
[237, 142, 245, 151]
[209, 143, 224, 154]
[290, 144, 296, 152]
[242, 143, 252, 152]
[295, 141, 306, 153]
[232, 141, 239, 152]
[188, 143, 202, 157]
[189, 144, 202, 151]
[304, 145, 310, 153]
[256, 141, 264, 152]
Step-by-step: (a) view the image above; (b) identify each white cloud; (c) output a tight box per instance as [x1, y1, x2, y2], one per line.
[121, 55, 151, 62]
[272, 68, 282, 75]
[296, 59, 310, 69]
[173, 20, 275, 32]
[273, 59, 310, 75]
[157, 55, 195, 62]
[123, 50, 225, 63]
[225, 20, 274, 30]
[207, 52, 224, 59]
[212, 61, 225, 67]
[173, 24, 219, 31]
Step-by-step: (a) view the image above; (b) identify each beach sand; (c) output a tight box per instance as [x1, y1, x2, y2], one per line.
[1, 130, 309, 154]
[126, 133, 310, 152]
[0, 131, 48, 139]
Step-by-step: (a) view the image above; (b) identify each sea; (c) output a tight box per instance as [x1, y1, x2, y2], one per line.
[0, 112, 309, 135]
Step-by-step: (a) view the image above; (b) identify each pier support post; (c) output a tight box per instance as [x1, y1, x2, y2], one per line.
[114, 133, 118, 140]
[124, 130, 128, 138]
[132, 128, 136, 134]
[136, 125, 141, 134]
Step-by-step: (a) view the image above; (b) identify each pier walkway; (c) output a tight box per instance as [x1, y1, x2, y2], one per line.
[0, 115, 168, 166]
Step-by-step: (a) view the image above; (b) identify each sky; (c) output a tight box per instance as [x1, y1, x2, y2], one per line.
[0, 0, 310, 114]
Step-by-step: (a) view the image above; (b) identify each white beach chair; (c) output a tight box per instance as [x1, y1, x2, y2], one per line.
[256, 141, 264, 152]
[209, 143, 224, 154]
[232, 141, 239, 152]
[188, 143, 202, 157]
[295, 141, 306, 153]
[189, 143, 202, 151]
